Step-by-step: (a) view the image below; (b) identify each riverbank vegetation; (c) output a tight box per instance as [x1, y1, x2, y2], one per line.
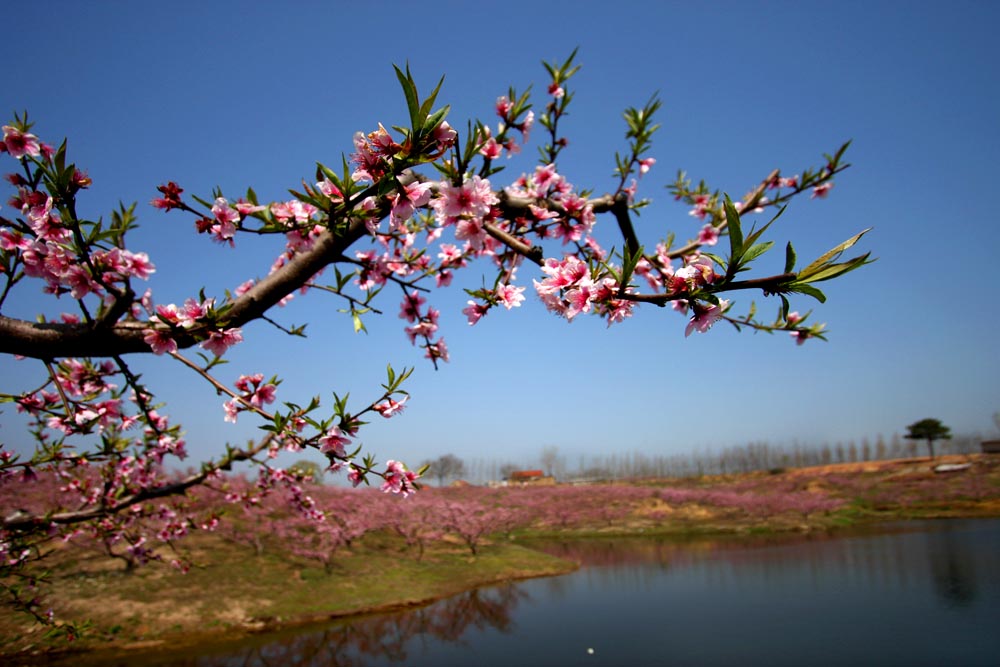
[2, 455, 998, 661]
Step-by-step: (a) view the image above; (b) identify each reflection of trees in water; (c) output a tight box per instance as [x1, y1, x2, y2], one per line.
[528, 524, 989, 601]
[927, 526, 977, 608]
[187, 583, 527, 667]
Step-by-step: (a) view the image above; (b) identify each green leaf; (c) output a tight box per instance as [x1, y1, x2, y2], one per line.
[422, 106, 450, 135]
[789, 283, 827, 303]
[798, 228, 872, 279]
[784, 242, 796, 274]
[417, 75, 446, 129]
[618, 244, 644, 292]
[394, 64, 420, 130]
[723, 195, 743, 260]
[797, 253, 872, 283]
[741, 241, 774, 264]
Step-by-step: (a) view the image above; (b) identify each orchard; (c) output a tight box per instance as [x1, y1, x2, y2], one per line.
[0, 52, 870, 630]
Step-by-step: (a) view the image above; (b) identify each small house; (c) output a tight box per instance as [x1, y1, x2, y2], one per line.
[507, 469, 556, 486]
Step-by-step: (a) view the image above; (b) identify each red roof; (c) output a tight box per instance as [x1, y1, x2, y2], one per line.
[510, 469, 544, 480]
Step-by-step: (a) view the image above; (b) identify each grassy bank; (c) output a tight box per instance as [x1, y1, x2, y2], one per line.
[2, 454, 998, 662]
[1, 537, 575, 663]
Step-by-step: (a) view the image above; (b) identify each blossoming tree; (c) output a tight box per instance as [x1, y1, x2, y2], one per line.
[0, 52, 869, 626]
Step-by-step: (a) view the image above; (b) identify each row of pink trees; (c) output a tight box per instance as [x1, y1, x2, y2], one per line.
[0, 52, 870, 627]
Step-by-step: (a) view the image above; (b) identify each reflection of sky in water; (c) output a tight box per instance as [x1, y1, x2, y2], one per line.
[72, 519, 1000, 667]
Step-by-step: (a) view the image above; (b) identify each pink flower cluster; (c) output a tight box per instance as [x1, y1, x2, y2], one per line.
[533, 255, 634, 325]
[142, 297, 242, 357]
[223, 374, 277, 423]
[430, 176, 499, 250]
[381, 460, 419, 497]
[3, 187, 155, 299]
[398, 291, 449, 365]
[505, 164, 595, 245]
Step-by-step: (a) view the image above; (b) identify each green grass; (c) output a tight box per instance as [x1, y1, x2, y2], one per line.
[0, 533, 575, 660]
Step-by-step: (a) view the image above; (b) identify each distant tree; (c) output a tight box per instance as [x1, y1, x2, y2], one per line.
[426, 454, 466, 486]
[905, 418, 952, 460]
[540, 446, 561, 478]
[498, 463, 518, 481]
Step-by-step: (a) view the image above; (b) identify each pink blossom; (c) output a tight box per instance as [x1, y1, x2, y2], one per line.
[638, 158, 656, 176]
[316, 178, 343, 203]
[180, 297, 213, 327]
[151, 182, 184, 211]
[532, 163, 561, 192]
[270, 201, 294, 223]
[454, 217, 488, 249]
[200, 328, 243, 356]
[234, 199, 266, 216]
[811, 182, 833, 199]
[425, 339, 449, 363]
[0, 229, 30, 251]
[399, 292, 426, 322]
[437, 243, 465, 268]
[212, 197, 239, 225]
[698, 224, 720, 246]
[405, 319, 439, 344]
[249, 383, 277, 408]
[496, 96, 513, 118]
[2, 125, 41, 159]
[431, 176, 497, 222]
[786, 311, 803, 325]
[143, 329, 177, 355]
[222, 399, 240, 423]
[432, 121, 457, 151]
[436, 269, 453, 287]
[319, 427, 351, 457]
[685, 299, 730, 337]
[495, 283, 525, 310]
[564, 284, 594, 321]
[462, 300, 490, 325]
[121, 250, 155, 280]
[347, 465, 364, 487]
[374, 396, 408, 418]
[770, 175, 799, 189]
[548, 82, 565, 98]
[380, 459, 419, 497]
[479, 137, 502, 160]
[689, 194, 712, 220]
[234, 279, 255, 296]
[518, 110, 535, 141]
[390, 181, 433, 229]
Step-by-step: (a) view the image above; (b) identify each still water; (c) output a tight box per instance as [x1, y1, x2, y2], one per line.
[101, 520, 1000, 666]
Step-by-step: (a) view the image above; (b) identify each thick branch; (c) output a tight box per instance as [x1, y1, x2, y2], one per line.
[0, 217, 373, 359]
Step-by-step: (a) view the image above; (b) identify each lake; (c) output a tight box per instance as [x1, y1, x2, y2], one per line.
[85, 519, 1000, 666]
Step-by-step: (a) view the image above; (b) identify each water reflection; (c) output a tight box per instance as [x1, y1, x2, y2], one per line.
[166, 584, 526, 667]
[927, 525, 977, 608]
[530, 520, 990, 611]
[74, 520, 1000, 667]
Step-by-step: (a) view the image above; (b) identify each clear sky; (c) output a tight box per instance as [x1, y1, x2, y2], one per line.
[1, 1, 998, 474]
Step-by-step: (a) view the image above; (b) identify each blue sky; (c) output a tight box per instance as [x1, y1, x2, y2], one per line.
[2, 1, 998, 474]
